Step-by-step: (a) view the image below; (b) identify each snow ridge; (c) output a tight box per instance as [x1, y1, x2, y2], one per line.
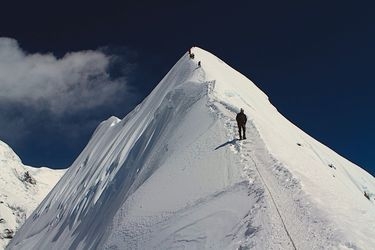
[208, 91, 338, 249]
[8, 47, 375, 250]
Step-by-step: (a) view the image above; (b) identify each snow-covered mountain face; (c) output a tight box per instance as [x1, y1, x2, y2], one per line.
[8, 48, 375, 250]
[0, 140, 65, 249]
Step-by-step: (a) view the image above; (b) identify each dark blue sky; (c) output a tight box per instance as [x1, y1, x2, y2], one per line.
[0, 1, 374, 176]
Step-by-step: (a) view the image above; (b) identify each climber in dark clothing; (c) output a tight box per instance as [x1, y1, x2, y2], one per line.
[188, 47, 195, 59]
[236, 108, 247, 140]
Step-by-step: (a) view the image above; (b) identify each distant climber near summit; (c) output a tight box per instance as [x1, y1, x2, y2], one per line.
[188, 47, 195, 59]
[236, 108, 247, 140]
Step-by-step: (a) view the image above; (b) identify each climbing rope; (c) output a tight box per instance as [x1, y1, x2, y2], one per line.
[249, 155, 297, 250]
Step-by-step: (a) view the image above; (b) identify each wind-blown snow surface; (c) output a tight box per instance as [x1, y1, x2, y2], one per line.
[0, 140, 65, 249]
[8, 48, 375, 250]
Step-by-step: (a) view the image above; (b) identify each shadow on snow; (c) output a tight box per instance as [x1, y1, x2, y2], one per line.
[214, 139, 239, 150]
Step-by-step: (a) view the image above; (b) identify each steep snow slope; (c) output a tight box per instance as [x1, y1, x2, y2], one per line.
[0, 140, 65, 249]
[8, 48, 375, 250]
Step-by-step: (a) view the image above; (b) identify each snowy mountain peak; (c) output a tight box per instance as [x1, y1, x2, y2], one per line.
[8, 47, 375, 250]
[0, 140, 65, 250]
[0, 141, 22, 165]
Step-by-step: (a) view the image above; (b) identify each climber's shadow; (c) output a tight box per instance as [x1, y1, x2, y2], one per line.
[214, 139, 239, 150]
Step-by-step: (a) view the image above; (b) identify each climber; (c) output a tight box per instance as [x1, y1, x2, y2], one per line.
[364, 191, 370, 200]
[236, 108, 247, 140]
[198, 61, 201, 67]
[188, 47, 195, 59]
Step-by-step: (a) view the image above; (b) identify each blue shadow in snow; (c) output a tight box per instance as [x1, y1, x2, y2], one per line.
[214, 139, 239, 150]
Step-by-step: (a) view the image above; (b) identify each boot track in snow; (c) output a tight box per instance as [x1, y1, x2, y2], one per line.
[207, 78, 338, 249]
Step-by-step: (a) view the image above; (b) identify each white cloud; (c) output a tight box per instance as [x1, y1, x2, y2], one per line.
[0, 37, 127, 115]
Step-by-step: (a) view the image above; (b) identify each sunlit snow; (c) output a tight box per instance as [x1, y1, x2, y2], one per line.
[7, 48, 375, 250]
[0, 141, 65, 249]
